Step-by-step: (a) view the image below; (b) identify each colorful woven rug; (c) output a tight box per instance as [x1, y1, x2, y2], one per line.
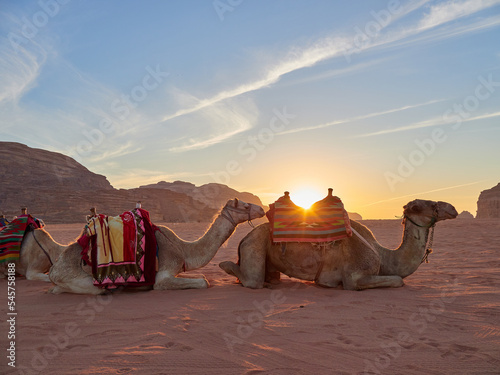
[78, 208, 157, 288]
[0, 215, 44, 263]
[266, 189, 352, 243]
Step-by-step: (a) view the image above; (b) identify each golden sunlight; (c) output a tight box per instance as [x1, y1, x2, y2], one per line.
[290, 187, 324, 209]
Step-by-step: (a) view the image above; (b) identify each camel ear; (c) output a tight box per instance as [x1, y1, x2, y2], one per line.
[234, 198, 239, 207]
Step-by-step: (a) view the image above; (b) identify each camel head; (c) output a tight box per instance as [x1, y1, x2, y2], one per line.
[222, 198, 265, 225]
[403, 199, 458, 227]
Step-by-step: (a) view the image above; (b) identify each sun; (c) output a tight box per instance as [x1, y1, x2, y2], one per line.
[291, 188, 324, 209]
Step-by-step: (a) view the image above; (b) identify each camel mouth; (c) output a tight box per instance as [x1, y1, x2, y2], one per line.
[439, 203, 458, 220]
[257, 207, 266, 217]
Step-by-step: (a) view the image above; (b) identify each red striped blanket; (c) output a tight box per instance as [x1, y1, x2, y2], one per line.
[78, 208, 157, 288]
[0, 215, 44, 263]
[266, 189, 352, 243]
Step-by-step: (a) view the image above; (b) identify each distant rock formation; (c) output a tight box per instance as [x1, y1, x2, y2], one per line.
[348, 212, 363, 221]
[139, 181, 264, 209]
[476, 183, 500, 219]
[457, 211, 474, 219]
[0, 142, 262, 224]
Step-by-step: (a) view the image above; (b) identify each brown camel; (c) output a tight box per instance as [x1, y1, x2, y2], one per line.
[0, 229, 65, 282]
[219, 199, 458, 290]
[48, 198, 265, 294]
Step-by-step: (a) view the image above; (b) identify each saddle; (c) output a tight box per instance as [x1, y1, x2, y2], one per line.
[78, 208, 158, 288]
[0, 215, 44, 263]
[266, 189, 352, 243]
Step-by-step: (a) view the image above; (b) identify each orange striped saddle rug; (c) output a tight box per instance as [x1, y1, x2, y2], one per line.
[266, 189, 352, 243]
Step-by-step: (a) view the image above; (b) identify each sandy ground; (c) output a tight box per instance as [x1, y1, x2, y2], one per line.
[1, 218, 499, 374]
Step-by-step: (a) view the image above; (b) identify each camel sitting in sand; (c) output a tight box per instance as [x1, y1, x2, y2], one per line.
[0, 229, 65, 282]
[48, 198, 265, 294]
[219, 199, 458, 290]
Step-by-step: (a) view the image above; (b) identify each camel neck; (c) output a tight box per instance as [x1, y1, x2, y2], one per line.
[378, 219, 431, 278]
[33, 230, 66, 264]
[183, 214, 237, 270]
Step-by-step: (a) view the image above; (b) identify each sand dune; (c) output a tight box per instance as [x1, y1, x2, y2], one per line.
[2, 219, 500, 374]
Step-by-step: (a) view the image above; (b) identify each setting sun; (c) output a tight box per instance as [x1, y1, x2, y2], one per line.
[290, 188, 325, 209]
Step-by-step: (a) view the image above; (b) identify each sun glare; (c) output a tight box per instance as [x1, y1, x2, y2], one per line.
[291, 188, 324, 209]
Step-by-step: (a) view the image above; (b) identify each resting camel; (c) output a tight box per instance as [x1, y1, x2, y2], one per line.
[49, 198, 265, 294]
[219, 199, 458, 290]
[0, 229, 64, 282]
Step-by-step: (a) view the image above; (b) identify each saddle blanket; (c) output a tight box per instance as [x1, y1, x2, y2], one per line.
[78, 208, 157, 288]
[0, 215, 44, 263]
[266, 190, 352, 243]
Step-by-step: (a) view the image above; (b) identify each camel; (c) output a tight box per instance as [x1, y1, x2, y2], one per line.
[0, 228, 65, 282]
[219, 199, 458, 290]
[48, 198, 265, 294]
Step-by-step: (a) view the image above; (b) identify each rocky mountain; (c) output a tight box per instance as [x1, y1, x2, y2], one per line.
[139, 181, 264, 210]
[0, 142, 263, 224]
[476, 183, 500, 219]
[0, 142, 112, 191]
[457, 211, 474, 219]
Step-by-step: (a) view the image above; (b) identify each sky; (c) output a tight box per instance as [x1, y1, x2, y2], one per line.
[1, 0, 500, 219]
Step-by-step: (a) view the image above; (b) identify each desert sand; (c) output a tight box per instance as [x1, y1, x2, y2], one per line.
[2, 218, 500, 374]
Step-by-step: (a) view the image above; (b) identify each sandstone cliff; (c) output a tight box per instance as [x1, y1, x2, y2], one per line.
[0, 142, 261, 224]
[0, 142, 112, 191]
[476, 183, 500, 219]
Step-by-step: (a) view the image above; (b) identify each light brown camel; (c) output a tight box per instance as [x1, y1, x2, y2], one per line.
[48, 198, 265, 294]
[0, 229, 65, 282]
[219, 199, 458, 290]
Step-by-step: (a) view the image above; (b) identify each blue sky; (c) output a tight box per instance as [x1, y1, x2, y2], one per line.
[1, 0, 500, 218]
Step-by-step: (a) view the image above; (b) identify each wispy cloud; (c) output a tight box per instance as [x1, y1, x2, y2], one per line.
[160, 36, 350, 124]
[85, 142, 142, 163]
[277, 99, 444, 136]
[282, 58, 389, 87]
[0, 16, 48, 105]
[168, 97, 259, 152]
[417, 0, 500, 31]
[159, 0, 500, 134]
[356, 110, 500, 138]
[364, 180, 487, 207]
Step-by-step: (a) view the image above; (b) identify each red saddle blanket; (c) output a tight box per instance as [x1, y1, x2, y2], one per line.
[78, 208, 157, 288]
[0, 215, 43, 263]
[266, 190, 352, 243]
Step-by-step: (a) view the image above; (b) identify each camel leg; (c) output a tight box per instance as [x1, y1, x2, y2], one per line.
[265, 263, 281, 284]
[219, 241, 266, 289]
[345, 275, 404, 290]
[25, 270, 51, 282]
[49, 274, 105, 295]
[154, 270, 209, 290]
